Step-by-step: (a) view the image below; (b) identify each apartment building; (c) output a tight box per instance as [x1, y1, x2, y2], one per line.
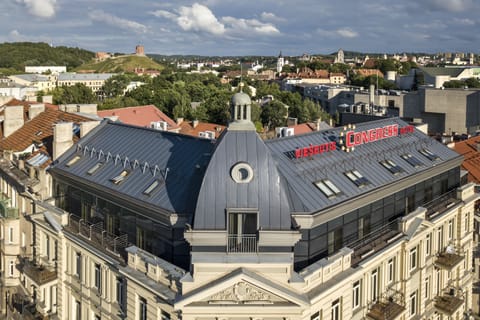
[1, 92, 479, 319]
[57, 73, 115, 93]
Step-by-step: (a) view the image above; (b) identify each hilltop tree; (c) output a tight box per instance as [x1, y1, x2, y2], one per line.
[51, 84, 96, 104]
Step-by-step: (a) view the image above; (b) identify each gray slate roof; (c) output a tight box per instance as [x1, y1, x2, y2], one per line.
[265, 117, 461, 214]
[57, 73, 115, 81]
[50, 121, 215, 216]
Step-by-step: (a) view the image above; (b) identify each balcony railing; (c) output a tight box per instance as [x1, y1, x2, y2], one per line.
[64, 214, 129, 261]
[435, 246, 464, 271]
[227, 234, 257, 253]
[348, 220, 402, 266]
[367, 288, 405, 320]
[425, 190, 461, 220]
[20, 257, 57, 285]
[434, 289, 464, 316]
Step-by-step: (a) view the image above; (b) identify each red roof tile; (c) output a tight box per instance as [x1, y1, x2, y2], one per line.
[97, 105, 179, 131]
[179, 121, 226, 139]
[453, 136, 480, 183]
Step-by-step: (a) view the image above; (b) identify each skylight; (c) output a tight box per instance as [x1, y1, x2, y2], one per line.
[345, 169, 370, 187]
[314, 179, 342, 198]
[66, 155, 81, 167]
[380, 160, 404, 175]
[419, 148, 440, 161]
[111, 170, 130, 185]
[401, 154, 423, 167]
[143, 180, 163, 195]
[87, 162, 104, 175]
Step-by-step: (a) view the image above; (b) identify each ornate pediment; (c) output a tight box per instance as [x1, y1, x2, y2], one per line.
[205, 281, 287, 305]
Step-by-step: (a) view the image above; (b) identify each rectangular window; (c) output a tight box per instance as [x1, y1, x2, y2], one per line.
[380, 160, 404, 174]
[311, 311, 320, 320]
[74, 300, 81, 320]
[425, 276, 430, 300]
[371, 269, 379, 301]
[143, 180, 162, 196]
[448, 219, 454, 240]
[410, 291, 417, 316]
[345, 170, 370, 187]
[410, 247, 417, 271]
[66, 155, 81, 167]
[419, 148, 439, 161]
[328, 228, 343, 255]
[331, 299, 341, 320]
[465, 212, 469, 232]
[314, 179, 341, 198]
[94, 263, 102, 292]
[75, 252, 82, 279]
[425, 233, 431, 256]
[87, 162, 104, 175]
[160, 310, 170, 320]
[9, 260, 14, 276]
[387, 258, 395, 284]
[228, 212, 258, 252]
[353, 281, 361, 309]
[116, 277, 124, 306]
[8, 227, 13, 243]
[401, 154, 423, 167]
[138, 296, 147, 320]
[437, 227, 443, 251]
[111, 170, 130, 185]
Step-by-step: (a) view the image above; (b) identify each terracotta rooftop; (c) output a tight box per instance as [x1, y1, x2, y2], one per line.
[179, 120, 226, 139]
[288, 121, 332, 135]
[453, 136, 480, 183]
[97, 105, 179, 131]
[0, 108, 90, 158]
[355, 69, 384, 78]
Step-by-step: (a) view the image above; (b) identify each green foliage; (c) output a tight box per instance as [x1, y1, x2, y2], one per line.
[443, 78, 480, 88]
[76, 55, 164, 73]
[51, 84, 96, 104]
[350, 74, 397, 90]
[261, 100, 287, 129]
[0, 42, 94, 72]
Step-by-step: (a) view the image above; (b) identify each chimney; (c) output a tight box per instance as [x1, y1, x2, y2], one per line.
[193, 120, 199, 128]
[53, 122, 73, 160]
[4, 105, 24, 137]
[28, 103, 45, 120]
[477, 143, 480, 152]
[369, 84, 375, 106]
[42, 95, 53, 104]
[316, 118, 322, 131]
[176, 117, 184, 125]
[77, 104, 98, 115]
[80, 121, 101, 138]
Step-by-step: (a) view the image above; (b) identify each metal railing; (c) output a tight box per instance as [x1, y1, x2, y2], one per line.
[21, 258, 57, 285]
[227, 234, 257, 253]
[424, 189, 461, 220]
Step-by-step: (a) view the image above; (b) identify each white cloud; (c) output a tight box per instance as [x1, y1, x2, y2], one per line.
[260, 12, 285, 22]
[150, 10, 177, 20]
[9, 29, 25, 40]
[336, 28, 358, 38]
[89, 10, 148, 34]
[453, 18, 475, 26]
[16, 0, 57, 18]
[222, 16, 280, 35]
[176, 3, 225, 35]
[425, 0, 473, 12]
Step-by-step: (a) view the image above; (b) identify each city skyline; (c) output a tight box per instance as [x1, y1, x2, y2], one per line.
[1, 0, 479, 56]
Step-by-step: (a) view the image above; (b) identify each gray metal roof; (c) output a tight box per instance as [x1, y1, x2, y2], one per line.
[50, 121, 215, 216]
[57, 73, 115, 81]
[265, 117, 462, 214]
[193, 129, 292, 230]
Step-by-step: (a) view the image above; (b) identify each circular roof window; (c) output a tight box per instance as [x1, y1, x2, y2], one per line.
[231, 162, 254, 183]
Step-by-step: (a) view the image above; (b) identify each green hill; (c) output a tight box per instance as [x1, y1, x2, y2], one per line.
[0, 42, 94, 74]
[75, 55, 164, 73]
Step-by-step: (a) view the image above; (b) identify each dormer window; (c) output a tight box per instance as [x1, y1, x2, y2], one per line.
[227, 211, 258, 253]
[66, 155, 81, 167]
[111, 170, 130, 185]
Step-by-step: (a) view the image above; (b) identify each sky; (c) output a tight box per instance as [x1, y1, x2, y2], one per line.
[1, 0, 479, 56]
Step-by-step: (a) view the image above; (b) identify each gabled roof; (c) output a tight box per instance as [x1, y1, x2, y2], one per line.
[453, 136, 480, 183]
[0, 108, 90, 155]
[179, 121, 225, 139]
[265, 117, 461, 214]
[288, 121, 331, 135]
[50, 121, 216, 216]
[98, 105, 180, 131]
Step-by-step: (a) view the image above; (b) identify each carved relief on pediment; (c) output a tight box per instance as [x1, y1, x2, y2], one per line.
[206, 281, 284, 305]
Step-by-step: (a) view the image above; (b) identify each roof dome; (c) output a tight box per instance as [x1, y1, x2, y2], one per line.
[231, 92, 251, 107]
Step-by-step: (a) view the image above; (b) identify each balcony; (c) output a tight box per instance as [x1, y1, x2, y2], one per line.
[434, 289, 464, 316]
[227, 234, 257, 253]
[348, 220, 403, 266]
[20, 258, 57, 286]
[0, 193, 19, 219]
[367, 288, 405, 320]
[435, 246, 464, 271]
[64, 214, 129, 262]
[425, 190, 461, 220]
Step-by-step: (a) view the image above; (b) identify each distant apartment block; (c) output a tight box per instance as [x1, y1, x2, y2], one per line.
[57, 73, 115, 93]
[25, 66, 67, 74]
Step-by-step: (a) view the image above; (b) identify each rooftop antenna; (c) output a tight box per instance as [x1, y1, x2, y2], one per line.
[240, 63, 243, 92]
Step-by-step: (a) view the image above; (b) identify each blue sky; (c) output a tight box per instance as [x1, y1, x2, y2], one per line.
[2, 0, 479, 56]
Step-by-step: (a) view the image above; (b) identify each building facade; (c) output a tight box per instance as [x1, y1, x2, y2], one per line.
[1, 93, 479, 319]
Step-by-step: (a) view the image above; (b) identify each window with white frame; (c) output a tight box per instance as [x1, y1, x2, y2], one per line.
[409, 247, 417, 271]
[116, 277, 124, 307]
[138, 296, 147, 320]
[387, 258, 395, 284]
[74, 300, 81, 320]
[8, 227, 13, 243]
[425, 276, 430, 300]
[353, 280, 361, 309]
[75, 252, 82, 279]
[371, 269, 379, 301]
[409, 291, 417, 317]
[425, 233, 431, 256]
[448, 219, 453, 240]
[21, 231, 25, 248]
[310, 311, 320, 320]
[160, 310, 170, 320]
[465, 212, 469, 232]
[9, 260, 14, 276]
[437, 227, 443, 251]
[331, 299, 341, 320]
